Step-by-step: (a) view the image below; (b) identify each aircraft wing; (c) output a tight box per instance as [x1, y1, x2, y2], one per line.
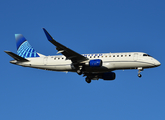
[43, 28, 88, 63]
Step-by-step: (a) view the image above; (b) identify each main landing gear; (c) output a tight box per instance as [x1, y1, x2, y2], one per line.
[85, 77, 91, 83]
[77, 69, 83, 75]
[77, 66, 84, 75]
[137, 67, 143, 78]
[76, 66, 91, 83]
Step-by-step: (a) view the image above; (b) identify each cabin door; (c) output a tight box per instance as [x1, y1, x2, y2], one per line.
[134, 53, 138, 61]
[43, 57, 48, 65]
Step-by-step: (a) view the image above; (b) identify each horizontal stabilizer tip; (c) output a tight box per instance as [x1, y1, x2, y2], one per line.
[43, 28, 53, 41]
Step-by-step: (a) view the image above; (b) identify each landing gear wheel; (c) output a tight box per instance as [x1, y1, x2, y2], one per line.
[137, 67, 143, 78]
[138, 74, 142, 78]
[77, 69, 82, 75]
[85, 77, 91, 83]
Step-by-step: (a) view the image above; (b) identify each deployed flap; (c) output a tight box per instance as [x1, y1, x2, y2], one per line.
[4, 51, 29, 62]
[43, 28, 88, 63]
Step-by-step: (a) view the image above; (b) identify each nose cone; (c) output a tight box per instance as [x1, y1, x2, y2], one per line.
[155, 60, 161, 66]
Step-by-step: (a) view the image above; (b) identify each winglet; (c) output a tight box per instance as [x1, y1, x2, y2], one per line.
[43, 28, 54, 41]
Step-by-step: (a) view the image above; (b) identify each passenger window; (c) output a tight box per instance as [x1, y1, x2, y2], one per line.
[117, 55, 119, 57]
[113, 55, 115, 57]
[121, 55, 123, 57]
[125, 55, 127, 57]
[129, 55, 131, 57]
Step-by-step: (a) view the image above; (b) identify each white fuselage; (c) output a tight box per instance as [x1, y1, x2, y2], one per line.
[13, 52, 160, 73]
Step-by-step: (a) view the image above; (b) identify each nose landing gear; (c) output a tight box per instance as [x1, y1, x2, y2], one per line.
[138, 73, 142, 78]
[137, 67, 143, 78]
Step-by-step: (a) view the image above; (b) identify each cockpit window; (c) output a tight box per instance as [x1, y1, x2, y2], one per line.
[143, 54, 151, 57]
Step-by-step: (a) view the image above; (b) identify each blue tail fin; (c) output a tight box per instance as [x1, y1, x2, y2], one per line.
[15, 34, 40, 58]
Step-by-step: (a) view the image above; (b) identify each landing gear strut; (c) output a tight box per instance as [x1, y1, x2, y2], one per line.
[137, 67, 143, 78]
[77, 66, 84, 75]
[85, 77, 91, 83]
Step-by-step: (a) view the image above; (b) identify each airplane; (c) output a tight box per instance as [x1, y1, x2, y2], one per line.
[5, 28, 161, 83]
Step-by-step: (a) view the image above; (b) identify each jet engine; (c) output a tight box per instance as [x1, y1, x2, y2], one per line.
[85, 72, 116, 80]
[89, 59, 102, 67]
[101, 72, 116, 80]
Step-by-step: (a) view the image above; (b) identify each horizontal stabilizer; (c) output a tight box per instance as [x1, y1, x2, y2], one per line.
[4, 51, 29, 62]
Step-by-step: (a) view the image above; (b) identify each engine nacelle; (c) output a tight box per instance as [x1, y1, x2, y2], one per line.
[102, 72, 116, 80]
[85, 72, 116, 80]
[89, 59, 102, 67]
